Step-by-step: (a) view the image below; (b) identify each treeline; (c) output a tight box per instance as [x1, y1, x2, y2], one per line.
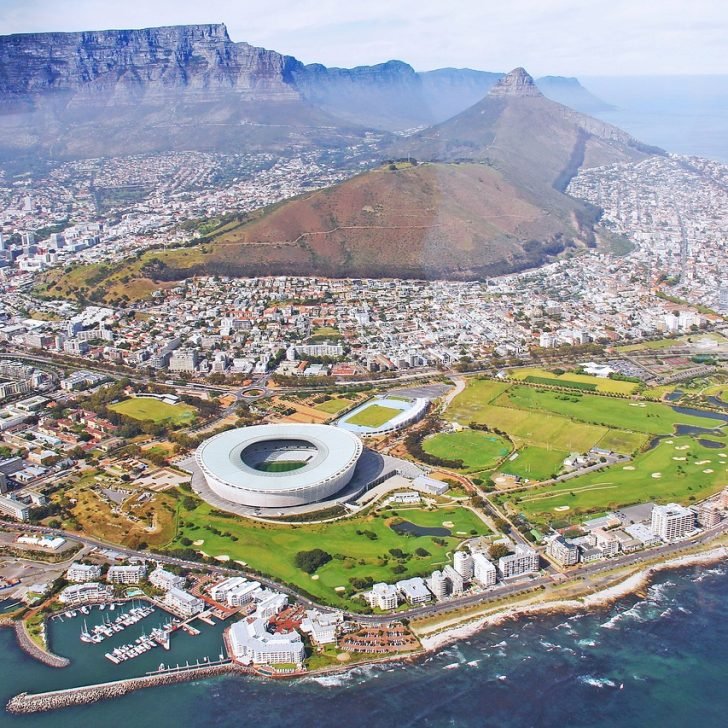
[405, 419, 464, 470]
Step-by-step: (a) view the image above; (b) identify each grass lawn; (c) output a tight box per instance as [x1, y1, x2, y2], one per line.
[345, 404, 401, 428]
[595, 429, 649, 455]
[109, 397, 197, 425]
[311, 326, 341, 338]
[511, 367, 639, 394]
[499, 446, 568, 481]
[171, 503, 488, 608]
[459, 402, 608, 452]
[422, 430, 511, 472]
[502, 435, 728, 528]
[495, 385, 725, 435]
[446, 379, 512, 424]
[255, 461, 307, 473]
[314, 398, 352, 415]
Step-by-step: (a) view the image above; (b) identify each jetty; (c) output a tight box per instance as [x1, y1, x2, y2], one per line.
[7, 661, 244, 715]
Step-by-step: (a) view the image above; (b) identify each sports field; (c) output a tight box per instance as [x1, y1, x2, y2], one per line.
[172, 503, 488, 608]
[503, 435, 728, 528]
[422, 430, 511, 472]
[499, 446, 569, 481]
[445, 379, 511, 424]
[495, 385, 725, 434]
[314, 398, 352, 415]
[109, 397, 197, 425]
[510, 367, 638, 394]
[345, 404, 402, 428]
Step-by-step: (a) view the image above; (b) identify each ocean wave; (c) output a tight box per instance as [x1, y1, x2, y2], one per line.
[578, 675, 617, 688]
[576, 639, 598, 648]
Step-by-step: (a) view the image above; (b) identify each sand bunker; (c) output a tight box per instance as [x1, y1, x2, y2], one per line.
[703, 469, 714, 474]
[311, 574, 320, 580]
[665, 440, 674, 444]
[215, 554, 230, 562]
[651, 473, 662, 479]
[672, 457, 686, 461]
[554, 506, 571, 512]
[442, 521, 455, 528]
[675, 445, 690, 451]
[193, 540, 205, 546]
[335, 586, 346, 592]
[696, 460, 711, 465]
[234, 560, 247, 567]
[622, 466, 636, 471]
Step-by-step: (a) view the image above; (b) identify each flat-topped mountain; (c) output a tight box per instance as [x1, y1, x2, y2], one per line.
[0, 24, 618, 160]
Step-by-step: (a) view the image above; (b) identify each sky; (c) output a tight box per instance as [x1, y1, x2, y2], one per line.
[1, 0, 727, 76]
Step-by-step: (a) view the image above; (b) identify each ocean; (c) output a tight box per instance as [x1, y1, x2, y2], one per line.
[584, 75, 728, 163]
[0, 561, 727, 727]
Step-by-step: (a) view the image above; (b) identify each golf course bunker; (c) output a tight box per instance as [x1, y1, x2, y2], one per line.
[391, 521, 451, 537]
[554, 505, 571, 512]
[651, 472, 662, 478]
[703, 469, 714, 474]
[622, 465, 635, 470]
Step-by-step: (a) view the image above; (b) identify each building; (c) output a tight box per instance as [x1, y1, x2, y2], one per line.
[696, 503, 722, 528]
[453, 551, 474, 581]
[592, 528, 620, 557]
[210, 577, 248, 603]
[396, 577, 432, 605]
[253, 592, 288, 621]
[228, 617, 305, 666]
[427, 570, 448, 600]
[195, 424, 363, 509]
[107, 564, 147, 584]
[651, 503, 696, 542]
[67, 562, 103, 583]
[149, 566, 186, 592]
[624, 523, 661, 548]
[168, 348, 199, 373]
[59, 582, 113, 605]
[546, 536, 580, 567]
[300, 610, 342, 645]
[0, 494, 29, 521]
[164, 586, 204, 617]
[472, 553, 497, 586]
[443, 565, 465, 596]
[226, 580, 262, 607]
[498, 545, 539, 579]
[369, 582, 398, 610]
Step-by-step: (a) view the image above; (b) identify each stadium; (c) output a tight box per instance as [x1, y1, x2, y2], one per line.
[194, 423, 363, 509]
[336, 395, 429, 437]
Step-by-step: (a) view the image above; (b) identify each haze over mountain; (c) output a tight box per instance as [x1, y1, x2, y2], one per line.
[0, 23, 615, 161]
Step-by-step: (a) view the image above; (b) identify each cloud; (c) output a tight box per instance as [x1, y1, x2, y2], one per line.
[1, 0, 726, 75]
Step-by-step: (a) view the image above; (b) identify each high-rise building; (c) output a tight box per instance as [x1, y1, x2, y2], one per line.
[498, 545, 539, 579]
[443, 565, 465, 595]
[546, 536, 579, 566]
[369, 583, 398, 610]
[472, 553, 497, 586]
[696, 503, 721, 528]
[454, 551, 474, 580]
[651, 503, 695, 542]
[428, 570, 448, 600]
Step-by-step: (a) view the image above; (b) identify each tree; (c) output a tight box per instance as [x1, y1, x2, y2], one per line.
[488, 543, 511, 561]
[294, 549, 332, 574]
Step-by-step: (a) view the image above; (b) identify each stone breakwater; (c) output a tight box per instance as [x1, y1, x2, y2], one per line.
[1, 621, 70, 668]
[7, 663, 241, 714]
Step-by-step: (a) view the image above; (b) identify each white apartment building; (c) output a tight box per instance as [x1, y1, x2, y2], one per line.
[454, 551, 474, 581]
[67, 562, 103, 583]
[369, 583, 398, 610]
[59, 582, 113, 605]
[229, 617, 305, 666]
[472, 553, 497, 586]
[164, 586, 204, 617]
[396, 577, 432, 605]
[149, 566, 186, 591]
[498, 545, 539, 579]
[651, 503, 696, 542]
[107, 564, 147, 584]
[300, 610, 342, 645]
[546, 536, 580, 566]
[443, 565, 465, 596]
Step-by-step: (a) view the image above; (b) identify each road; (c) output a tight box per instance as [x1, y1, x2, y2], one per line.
[4, 516, 726, 627]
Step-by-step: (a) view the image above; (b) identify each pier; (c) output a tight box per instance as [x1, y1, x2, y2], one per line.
[7, 661, 243, 715]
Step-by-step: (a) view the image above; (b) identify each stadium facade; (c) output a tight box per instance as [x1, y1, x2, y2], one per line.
[195, 423, 363, 508]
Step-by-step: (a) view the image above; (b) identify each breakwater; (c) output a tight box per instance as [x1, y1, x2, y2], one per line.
[7, 662, 241, 714]
[11, 622, 70, 669]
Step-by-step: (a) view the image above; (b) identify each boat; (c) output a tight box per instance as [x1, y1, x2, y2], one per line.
[99, 604, 105, 611]
[109, 603, 116, 611]
[80, 620, 93, 643]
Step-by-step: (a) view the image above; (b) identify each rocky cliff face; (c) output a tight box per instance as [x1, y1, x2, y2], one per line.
[488, 67, 543, 97]
[0, 24, 300, 103]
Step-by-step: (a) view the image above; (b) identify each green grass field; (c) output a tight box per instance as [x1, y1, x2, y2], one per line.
[346, 404, 402, 428]
[172, 503, 488, 608]
[510, 367, 638, 394]
[495, 385, 725, 435]
[255, 461, 307, 473]
[422, 430, 511, 472]
[595, 429, 649, 454]
[525, 375, 597, 391]
[314, 398, 352, 415]
[499, 446, 568, 481]
[501, 435, 728, 528]
[109, 397, 197, 425]
[446, 379, 512, 424]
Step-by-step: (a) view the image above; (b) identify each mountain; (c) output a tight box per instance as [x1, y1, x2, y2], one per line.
[535, 76, 615, 113]
[0, 24, 375, 161]
[0, 24, 620, 160]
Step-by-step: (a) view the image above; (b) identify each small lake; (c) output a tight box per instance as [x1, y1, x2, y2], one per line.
[707, 396, 727, 409]
[698, 439, 726, 449]
[671, 405, 728, 424]
[665, 391, 683, 402]
[675, 424, 724, 436]
[390, 521, 451, 537]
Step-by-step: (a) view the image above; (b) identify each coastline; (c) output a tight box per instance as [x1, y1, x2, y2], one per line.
[418, 545, 728, 652]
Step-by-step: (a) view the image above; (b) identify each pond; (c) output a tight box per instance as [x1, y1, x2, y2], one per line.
[390, 521, 451, 537]
[698, 439, 726, 449]
[665, 390, 683, 401]
[671, 405, 728, 423]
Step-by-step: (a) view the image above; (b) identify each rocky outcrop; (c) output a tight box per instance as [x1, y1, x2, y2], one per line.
[488, 67, 543, 97]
